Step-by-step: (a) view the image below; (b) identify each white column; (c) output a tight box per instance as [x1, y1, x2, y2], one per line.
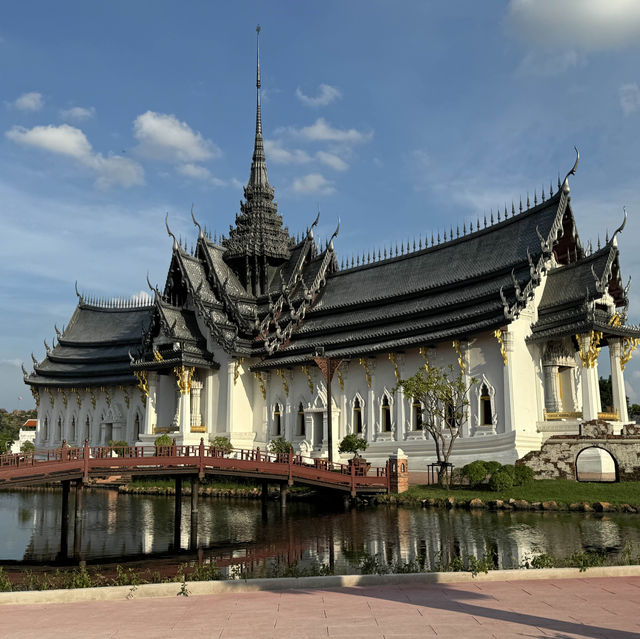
[609, 339, 629, 422]
[226, 361, 234, 434]
[580, 334, 601, 421]
[190, 380, 202, 427]
[395, 355, 406, 442]
[502, 331, 516, 432]
[367, 362, 376, 443]
[144, 373, 158, 435]
[203, 370, 214, 434]
[543, 365, 562, 412]
[178, 388, 191, 437]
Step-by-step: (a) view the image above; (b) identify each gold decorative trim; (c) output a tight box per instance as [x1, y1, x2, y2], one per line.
[418, 347, 429, 371]
[190, 425, 206, 433]
[621, 336, 640, 371]
[30, 386, 40, 407]
[233, 357, 245, 385]
[301, 365, 314, 394]
[359, 357, 372, 388]
[253, 371, 266, 399]
[134, 370, 149, 397]
[173, 366, 194, 394]
[598, 411, 620, 421]
[452, 340, 466, 374]
[46, 388, 55, 408]
[276, 369, 289, 396]
[388, 353, 401, 382]
[609, 313, 622, 327]
[60, 389, 68, 409]
[73, 388, 82, 409]
[544, 410, 583, 421]
[87, 387, 96, 409]
[119, 386, 130, 409]
[493, 330, 507, 366]
[337, 369, 344, 392]
[576, 331, 602, 368]
[153, 350, 164, 362]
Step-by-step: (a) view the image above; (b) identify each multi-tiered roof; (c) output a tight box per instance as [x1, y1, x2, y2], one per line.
[24, 36, 640, 393]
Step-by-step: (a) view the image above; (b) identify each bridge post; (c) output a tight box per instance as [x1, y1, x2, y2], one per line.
[61, 440, 67, 462]
[73, 479, 84, 562]
[83, 439, 89, 483]
[198, 438, 205, 479]
[279, 481, 288, 509]
[173, 476, 182, 551]
[350, 459, 356, 498]
[58, 479, 71, 560]
[190, 476, 199, 550]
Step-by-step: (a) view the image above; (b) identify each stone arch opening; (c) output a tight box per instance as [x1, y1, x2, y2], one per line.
[575, 446, 618, 483]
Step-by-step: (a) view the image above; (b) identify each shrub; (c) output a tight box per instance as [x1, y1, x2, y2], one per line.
[154, 434, 173, 447]
[108, 440, 129, 456]
[338, 434, 368, 457]
[482, 460, 502, 475]
[20, 441, 35, 454]
[268, 437, 292, 454]
[461, 460, 487, 487]
[500, 464, 516, 480]
[489, 468, 514, 491]
[211, 436, 233, 455]
[514, 465, 534, 486]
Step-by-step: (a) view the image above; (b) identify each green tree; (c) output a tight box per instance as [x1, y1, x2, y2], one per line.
[268, 437, 292, 454]
[396, 365, 476, 487]
[20, 441, 35, 454]
[211, 436, 233, 455]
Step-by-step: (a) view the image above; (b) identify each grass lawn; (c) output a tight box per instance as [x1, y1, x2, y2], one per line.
[403, 480, 640, 506]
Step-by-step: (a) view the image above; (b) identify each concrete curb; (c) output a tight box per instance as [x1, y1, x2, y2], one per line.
[1, 565, 640, 606]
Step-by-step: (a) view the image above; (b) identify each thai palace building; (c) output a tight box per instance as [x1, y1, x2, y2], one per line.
[22, 35, 640, 469]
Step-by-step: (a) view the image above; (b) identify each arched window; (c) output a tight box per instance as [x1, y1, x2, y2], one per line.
[444, 398, 455, 429]
[134, 414, 141, 440]
[85, 415, 91, 442]
[382, 395, 392, 432]
[57, 417, 62, 440]
[274, 403, 282, 436]
[412, 399, 423, 430]
[353, 397, 363, 434]
[71, 417, 76, 441]
[43, 417, 49, 439]
[297, 403, 305, 436]
[480, 384, 492, 425]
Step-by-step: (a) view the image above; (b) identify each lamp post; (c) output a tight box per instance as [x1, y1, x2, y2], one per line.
[313, 348, 343, 464]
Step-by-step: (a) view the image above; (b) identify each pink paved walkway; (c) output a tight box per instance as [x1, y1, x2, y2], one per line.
[1, 576, 639, 639]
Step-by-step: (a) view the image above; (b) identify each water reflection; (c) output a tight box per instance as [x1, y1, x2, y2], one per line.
[1, 489, 639, 575]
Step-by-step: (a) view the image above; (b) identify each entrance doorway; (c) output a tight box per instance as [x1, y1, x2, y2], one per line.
[576, 447, 617, 482]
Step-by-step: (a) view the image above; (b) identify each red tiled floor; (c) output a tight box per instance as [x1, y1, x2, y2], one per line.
[1, 576, 640, 639]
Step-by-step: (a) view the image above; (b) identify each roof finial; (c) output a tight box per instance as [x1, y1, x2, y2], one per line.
[562, 146, 579, 194]
[190, 204, 203, 238]
[165, 213, 177, 248]
[610, 206, 628, 245]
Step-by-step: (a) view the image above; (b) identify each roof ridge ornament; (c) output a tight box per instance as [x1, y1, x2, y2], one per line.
[610, 206, 627, 245]
[561, 146, 579, 194]
[190, 204, 203, 238]
[165, 213, 178, 249]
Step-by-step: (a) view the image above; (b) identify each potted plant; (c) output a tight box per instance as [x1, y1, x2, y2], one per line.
[268, 436, 293, 463]
[339, 434, 369, 475]
[211, 435, 233, 457]
[154, 434, 173, 456]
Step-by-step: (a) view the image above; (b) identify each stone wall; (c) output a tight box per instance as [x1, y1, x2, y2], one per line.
[518, 420, 640, 481]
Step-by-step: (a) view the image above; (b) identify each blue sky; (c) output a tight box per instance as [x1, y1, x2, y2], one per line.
[2, 1, 640, 410]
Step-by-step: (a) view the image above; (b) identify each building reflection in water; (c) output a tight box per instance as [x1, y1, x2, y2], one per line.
[2, 489, 640, 572]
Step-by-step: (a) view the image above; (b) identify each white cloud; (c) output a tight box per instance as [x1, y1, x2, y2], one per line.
[264, 139, 312, 165]
[291, 173, 335, 195]
[6, 123, 144, 189]
[281, 118, 372, 144]
[316, 150, 348, 171]
[177, 163, 226, 186]
[60, 106, 95, 122]
[516, 50, 582, 77]
[0, 358, 21, 367]
[295, 83, 342, 107]
[133, 111, 220, 163]
[10, 92, 44, 112]
[506, 0, 640, 51]
[620, 83, 640, 115]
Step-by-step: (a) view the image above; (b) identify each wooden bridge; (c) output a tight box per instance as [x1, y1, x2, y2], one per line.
[0, 440, 404, 561]
[0, 440, 390, 496]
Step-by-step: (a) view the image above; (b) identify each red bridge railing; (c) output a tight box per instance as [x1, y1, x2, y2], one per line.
[0, 440, 390, 494]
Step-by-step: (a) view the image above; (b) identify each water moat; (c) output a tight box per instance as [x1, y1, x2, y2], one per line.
[1, 488, 640, 578]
